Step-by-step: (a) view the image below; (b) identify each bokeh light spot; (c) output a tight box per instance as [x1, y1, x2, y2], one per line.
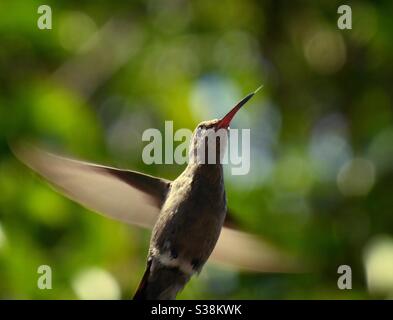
[304, 29, 346, 74]
[190, 75, 240, 122]
[337, 158, 376, 196]
[363, 235, 393, 297]
[58, 11, 97, 52]
[72, 267, 121, 300]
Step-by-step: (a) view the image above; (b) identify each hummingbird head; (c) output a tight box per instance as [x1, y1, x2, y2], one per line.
[189, 86, 262, 165]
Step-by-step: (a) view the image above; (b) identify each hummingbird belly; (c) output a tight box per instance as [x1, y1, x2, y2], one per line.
[151, 209, 226, 275]
[150, 170, 226, 275]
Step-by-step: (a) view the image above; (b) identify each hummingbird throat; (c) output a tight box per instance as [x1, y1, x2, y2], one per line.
[189, 126, 228, 165]
[142, 121, 251, 175]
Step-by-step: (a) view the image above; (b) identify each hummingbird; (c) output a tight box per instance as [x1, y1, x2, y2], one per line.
[13, 86, 298, 300]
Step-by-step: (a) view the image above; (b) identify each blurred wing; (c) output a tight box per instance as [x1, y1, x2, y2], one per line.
[13, 144, 300, 273]
[12, 144, 170, 228]
[211, 227, 301, 273]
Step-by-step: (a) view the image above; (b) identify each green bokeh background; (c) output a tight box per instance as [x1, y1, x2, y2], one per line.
[0, 0, 392, 299]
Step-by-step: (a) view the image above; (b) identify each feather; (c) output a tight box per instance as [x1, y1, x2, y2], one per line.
[12, 143, 300, 273]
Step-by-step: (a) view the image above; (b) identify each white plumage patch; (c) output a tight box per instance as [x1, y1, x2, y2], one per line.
[151, 248, 195, 275]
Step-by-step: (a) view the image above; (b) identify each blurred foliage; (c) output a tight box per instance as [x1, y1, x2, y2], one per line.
[0, 0, 393, 299]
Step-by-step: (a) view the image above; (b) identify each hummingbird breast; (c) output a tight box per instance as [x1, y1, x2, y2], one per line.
[150, 164, 227, 275]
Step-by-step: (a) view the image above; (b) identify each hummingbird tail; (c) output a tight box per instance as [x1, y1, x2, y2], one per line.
[133, 258, 190, 300]
[133, 260, 152, 300]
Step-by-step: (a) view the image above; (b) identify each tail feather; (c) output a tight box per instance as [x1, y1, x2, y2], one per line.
[133, 259, 190, 300]
[133, 260, 152, 300]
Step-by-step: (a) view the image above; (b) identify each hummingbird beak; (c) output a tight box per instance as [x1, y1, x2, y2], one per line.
[217, 85, 263, 129]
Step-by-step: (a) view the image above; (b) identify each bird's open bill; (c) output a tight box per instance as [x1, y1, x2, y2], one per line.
[12, 143, 301, 273]
[217, 85, 263, 129]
